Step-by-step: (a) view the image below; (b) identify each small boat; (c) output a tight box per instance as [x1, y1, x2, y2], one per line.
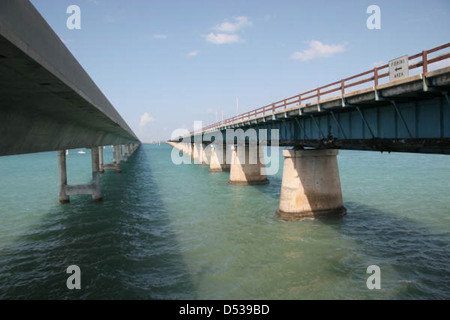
[77, 150, 86, 155]
[66, 150, 69, 156]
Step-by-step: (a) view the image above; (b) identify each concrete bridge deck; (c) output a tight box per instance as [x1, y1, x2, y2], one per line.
[0, 1, 140, 203]
[181, 43, 450, 154]
[0, 0, 139, 157]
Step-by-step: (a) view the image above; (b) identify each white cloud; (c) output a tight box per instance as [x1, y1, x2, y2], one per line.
[187, 50, 199, 57]
[213, 16, 251, 33]
[290, 40, 345, 61]
[205, 33, 242, 45]
[139, 112, 155, 128]
[204, 16, 251, 45]
[153, 34, 168, 40]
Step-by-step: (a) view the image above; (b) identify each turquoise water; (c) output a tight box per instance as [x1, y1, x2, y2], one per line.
[0, 144, 449, 299]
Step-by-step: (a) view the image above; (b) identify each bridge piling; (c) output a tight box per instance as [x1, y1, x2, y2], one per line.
[229, 145, 268, 185]
[57, 148, 103, 203]
[114, 145, 123, 172]
[90, 147, 102, 201]
[209, 144, 231, 172]
[57, 150, 70, 204]
[188, 143, 195, 163]
[103, 145, 122, 173]
[203, 144, 211, 166]
[126, 144, 132, 159]
[98, 146, 105, 174]
[193, 143, 204, 164]
[276, 149, 346, 221]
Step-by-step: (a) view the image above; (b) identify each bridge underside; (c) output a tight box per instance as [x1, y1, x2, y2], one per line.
[0, 1, 139, 157]
[192, 68, 450, 155]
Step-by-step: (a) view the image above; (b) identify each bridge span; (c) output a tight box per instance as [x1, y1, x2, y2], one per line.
[170, 43, 450, 221]
[0, 0, 140, 203]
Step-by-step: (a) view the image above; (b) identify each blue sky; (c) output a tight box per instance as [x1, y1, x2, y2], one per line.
[30, 0, 450, 141]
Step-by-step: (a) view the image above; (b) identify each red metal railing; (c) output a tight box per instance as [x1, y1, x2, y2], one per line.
[190, 43, 450, 135]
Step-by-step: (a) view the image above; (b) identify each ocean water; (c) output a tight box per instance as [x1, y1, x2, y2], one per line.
[0, 144, 449, 300]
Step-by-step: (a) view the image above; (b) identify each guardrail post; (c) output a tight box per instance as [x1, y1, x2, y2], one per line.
[374, 68, 379, 88]
[422, 50, 428, 74]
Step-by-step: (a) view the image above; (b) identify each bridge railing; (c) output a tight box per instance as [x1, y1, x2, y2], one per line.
[192, 43, 450, 135]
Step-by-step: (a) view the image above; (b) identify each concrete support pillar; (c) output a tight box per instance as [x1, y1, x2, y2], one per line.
[121, 145, 128, 162]
[229, 145, 268, 185]
[126, 144, 131, 157]
[209, 144, 231, 172]
[189, 143, 195, 160]
[114, 145, 122, 166]
[194, 143, 208, 165]
[102, 145, 121, 173]
[277, 149, 346, 221]
[203, 144, 211, 165]
[90, 147, 102, 201]
[58, 150, 70, 203]
[98, 146, 104, 173]
[57, 148, 103, 203]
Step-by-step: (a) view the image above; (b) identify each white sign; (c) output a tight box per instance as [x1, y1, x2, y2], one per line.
[389, 55, 409, 81]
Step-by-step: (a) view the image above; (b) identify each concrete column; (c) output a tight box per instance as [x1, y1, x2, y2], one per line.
[195, 143, 208, 165]
[203, 144, 211, 165]
[58, 150, 70, 203]
[98, 146, 104, 174]
[114, 145, 122, 173]
[277, 149, 346, 221]
[191, 144, 195, 159]
[121, 145, 128, 162]
[57, 148, 103, 203]
[91, 147, 102, 201]
[229, 145, 268, 185]
[103, 145, 121, 173]
[209, 144, 231, 172]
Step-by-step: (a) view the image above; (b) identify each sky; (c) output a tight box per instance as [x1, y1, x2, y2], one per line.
[30, 0, 450, 142]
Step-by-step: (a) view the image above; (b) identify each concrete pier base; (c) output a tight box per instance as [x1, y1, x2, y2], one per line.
[276, 149, 346, 221]
[202, 145, 210, 166]
[98, 146, 104, 173]
[229, 145, 268, 185]
[57, 148, 103, 203]
[90, 147, 102, 201]
[193, 143, 205, 164]
[126, 144, 132, 158]
[58, 150, 70, 203]
[121, 145, 128, 162]
[103, 145, 122, 173]
[209, 144, 231, 172]
[187, 143, 194, 160]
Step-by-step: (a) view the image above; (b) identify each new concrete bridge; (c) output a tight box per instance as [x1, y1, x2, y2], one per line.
[170, 43, 450, 221]
[0, 0, 140, 202]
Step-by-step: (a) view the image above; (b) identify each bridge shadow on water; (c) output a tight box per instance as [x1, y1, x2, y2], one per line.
[317, 201, 450, 299]
[0, 148, 196, 300]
